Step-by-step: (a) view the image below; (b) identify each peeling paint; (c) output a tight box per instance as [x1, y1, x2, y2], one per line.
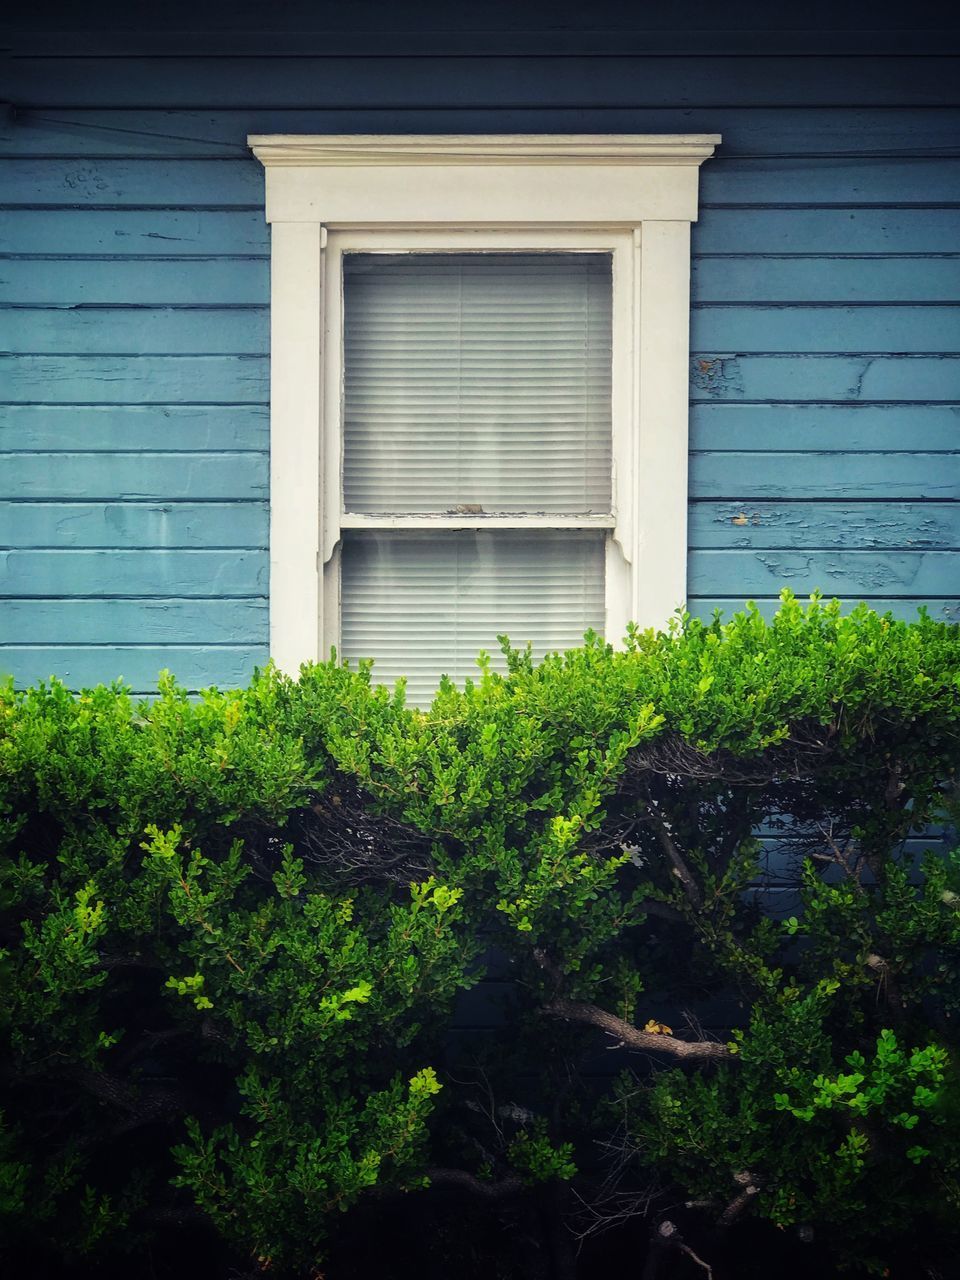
[63, 167, 109, 195]
[690, 355, 746, 399]
[754, 553, 814, 580]
[822, 554, 924, 592]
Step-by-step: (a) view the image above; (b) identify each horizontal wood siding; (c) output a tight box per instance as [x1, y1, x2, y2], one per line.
[7, 57, 960, 108]
[686, 112, 959, 625]
[1, 27, 958, 689]
[0, 125, 271, 689]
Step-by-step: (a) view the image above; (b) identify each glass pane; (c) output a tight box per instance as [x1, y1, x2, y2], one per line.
[343, 253, 613, 514]
[340, 530, 605, 703]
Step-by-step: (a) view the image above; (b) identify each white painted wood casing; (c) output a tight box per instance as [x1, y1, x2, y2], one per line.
[249, 134, 720, 675]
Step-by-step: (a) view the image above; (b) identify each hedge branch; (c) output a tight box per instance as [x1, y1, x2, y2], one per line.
[425, 1167, 525, 1201]
[717, 1172, 759, 1227]
[643, 1220, 714, 1280]
[641, 798, 704, 910]
[542, 999, 732, 1061]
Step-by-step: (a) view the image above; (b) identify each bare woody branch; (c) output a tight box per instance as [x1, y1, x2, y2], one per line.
[542, 999, 733, 1061]
[717, 1172, 759, 1227]
[641, 798, 704, 910]
[425, 1167, 525, 1201]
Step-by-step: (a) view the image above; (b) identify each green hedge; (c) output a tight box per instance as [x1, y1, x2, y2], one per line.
[2, 593, 959, 1279]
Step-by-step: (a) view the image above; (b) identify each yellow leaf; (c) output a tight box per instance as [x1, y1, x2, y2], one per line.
[643, 1019, 673, 1035]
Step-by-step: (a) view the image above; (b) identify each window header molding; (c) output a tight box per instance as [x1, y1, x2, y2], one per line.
[249, 132, 720, 226]
[248, 133, 721, 167]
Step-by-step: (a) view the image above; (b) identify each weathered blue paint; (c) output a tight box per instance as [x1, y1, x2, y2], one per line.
[689, 550, 958, 596]
[6, 55, 960, 109]
[1, 308, 267, 355]
[690, 405, 960, 452]
[4, 454, 267, 499]
[690, 599, 960, 623]
[689, 356, 960, 402]
[688, 503, 960, 551]
[1, 13, 958, 690]
[3, 550, 267, 597]
[0, 646, 268, 689]
[695, 208, 960, 256]
[0, 502, 268, 548]
[3, 599, 267, 643]
[0, 210, 269, 255]
[692, 308, 960, 355]
[693, 258, 960, 304]
[0, 262, 269, 307]
[701, 158, 960, 205]
[0, 355, 269, 404]
[0, 158, 265, 206]
[0, 405, 269, 451]
[690, 453, 959, 500]
[4, 108, 960, 160]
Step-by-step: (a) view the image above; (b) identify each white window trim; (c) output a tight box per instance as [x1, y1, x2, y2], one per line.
[248, 134, 720, 675]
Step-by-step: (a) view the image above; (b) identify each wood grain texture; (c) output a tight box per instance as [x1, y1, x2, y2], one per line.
[0, 645, 268, 690]
[7, 56, 960, 109]
[692, 258, 960, 304]
[0, 404, 269, 451]
[691, 307, 960, 355]
[3, 0, 955, 40]
[0, 355, 269, 403]
[3, 453, 268, 500]
[690, 452, 959, 499]
[688, 502, 960, 550]
[0, 208, 269, 254]
[688, 549, 959, 595]
[2, 549, 267, 596]
[0, 260, 269, 306]
[5, 108, 960, 159]
[1, 597, 267, 642]
[1, 306, 268, 354]
[689, 597, 960, 623]
[689, 404, 960, 451]
[695, 209, 960, 256]
[8, 9, 960, 58]
[0, 501, 268, 548]
[701, 157, 960, 205]
[688, 355, 960, 401]
[0, 158, 264, 207]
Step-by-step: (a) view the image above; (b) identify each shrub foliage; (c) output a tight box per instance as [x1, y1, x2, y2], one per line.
[1, 593, 959, 1278]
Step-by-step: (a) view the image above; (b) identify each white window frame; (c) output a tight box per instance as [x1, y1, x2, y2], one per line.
[248, 134, 720, 675]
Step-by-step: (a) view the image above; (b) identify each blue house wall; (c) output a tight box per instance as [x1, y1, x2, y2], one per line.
[1, 1, 959, 692]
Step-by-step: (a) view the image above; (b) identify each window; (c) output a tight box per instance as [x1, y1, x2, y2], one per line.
[336, 239, 621, 702]
[250, 135, 719, 694]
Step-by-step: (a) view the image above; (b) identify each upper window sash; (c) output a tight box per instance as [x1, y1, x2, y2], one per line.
[325, 230, 634, 544]
[339, 247, 615, 520]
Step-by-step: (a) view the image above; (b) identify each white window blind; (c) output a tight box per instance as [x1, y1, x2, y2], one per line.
[341, 531, 606, 704]
[340, 251, 613, 699]
[343, 253, 612, 514]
